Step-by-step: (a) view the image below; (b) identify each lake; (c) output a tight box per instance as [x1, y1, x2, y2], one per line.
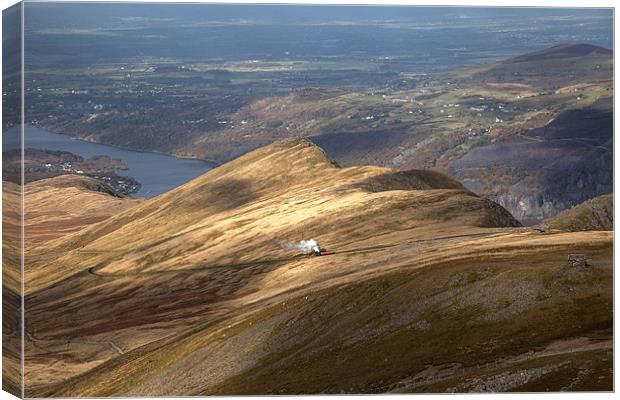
[2, 125, 214, 197]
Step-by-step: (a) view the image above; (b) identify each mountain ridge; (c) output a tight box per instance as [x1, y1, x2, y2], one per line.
[27, 138, 519, 291]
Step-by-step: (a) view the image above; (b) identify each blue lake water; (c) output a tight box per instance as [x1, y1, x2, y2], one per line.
[2, 125, 214, 198]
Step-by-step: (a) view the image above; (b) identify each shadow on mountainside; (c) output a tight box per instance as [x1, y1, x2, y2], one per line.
[178, 178, 260, 214]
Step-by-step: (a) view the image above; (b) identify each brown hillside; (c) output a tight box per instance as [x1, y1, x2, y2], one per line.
[24, 175, 142, 246]
[27, 138, 518, 290]
[546, 194, 613, 231]
[2, 175, 141, 292]
[3, 176, 141, 393]
[19, 140, 611, 395]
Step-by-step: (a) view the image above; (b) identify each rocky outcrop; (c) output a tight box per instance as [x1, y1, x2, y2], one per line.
[567, 254, 588, 268]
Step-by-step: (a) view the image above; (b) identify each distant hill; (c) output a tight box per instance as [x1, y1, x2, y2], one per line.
[446, 44, 613, 223]
[463, 43, 613, 88]
[546, 193, 613, 231]
[506, 43, 612, 63]
[27, 174, 125, 198]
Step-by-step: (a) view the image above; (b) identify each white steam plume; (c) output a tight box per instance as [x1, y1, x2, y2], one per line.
[281, 239, 321, 254]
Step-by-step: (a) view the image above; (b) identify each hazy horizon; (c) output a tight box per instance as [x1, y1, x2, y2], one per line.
[23, 4, 612, 67]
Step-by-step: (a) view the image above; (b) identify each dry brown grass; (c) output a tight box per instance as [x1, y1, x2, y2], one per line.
[546, 194, 613, 232]
[12, 140, 612, 396]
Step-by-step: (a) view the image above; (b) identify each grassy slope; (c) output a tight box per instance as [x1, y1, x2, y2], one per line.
[23, 175, 142, 247]
[44, 231, 612, 396]
[2, 182, 22, 396]
[546, 194, 613, 232]
[2, 176, 140, 394]
[21, 140, 612, 396]
[2, 182, 21, 292]
[25, 139, 517, 291]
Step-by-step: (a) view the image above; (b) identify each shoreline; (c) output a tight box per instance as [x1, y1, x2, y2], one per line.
[17, 123, 222, 168]
[3, 124, 216, 198]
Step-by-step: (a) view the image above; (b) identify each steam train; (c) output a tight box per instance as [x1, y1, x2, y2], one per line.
[313, 247, 335, 256]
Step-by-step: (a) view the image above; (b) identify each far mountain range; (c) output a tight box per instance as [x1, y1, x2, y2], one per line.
[22, 44, 613, 223]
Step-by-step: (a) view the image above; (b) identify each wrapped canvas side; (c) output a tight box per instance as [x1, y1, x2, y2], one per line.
[2, 2, 24, 398]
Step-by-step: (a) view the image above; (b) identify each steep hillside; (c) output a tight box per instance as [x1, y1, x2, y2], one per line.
[2, 181, 21, 292]
[546, 194, 613, 232]
[24, 175, 142, 245]
[2, 175, 141, 394]
[449, 98, 612, 224]
[2, 182, 22, 397]
[26, 138, 518, 291]
[20, 140, 612, 395]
